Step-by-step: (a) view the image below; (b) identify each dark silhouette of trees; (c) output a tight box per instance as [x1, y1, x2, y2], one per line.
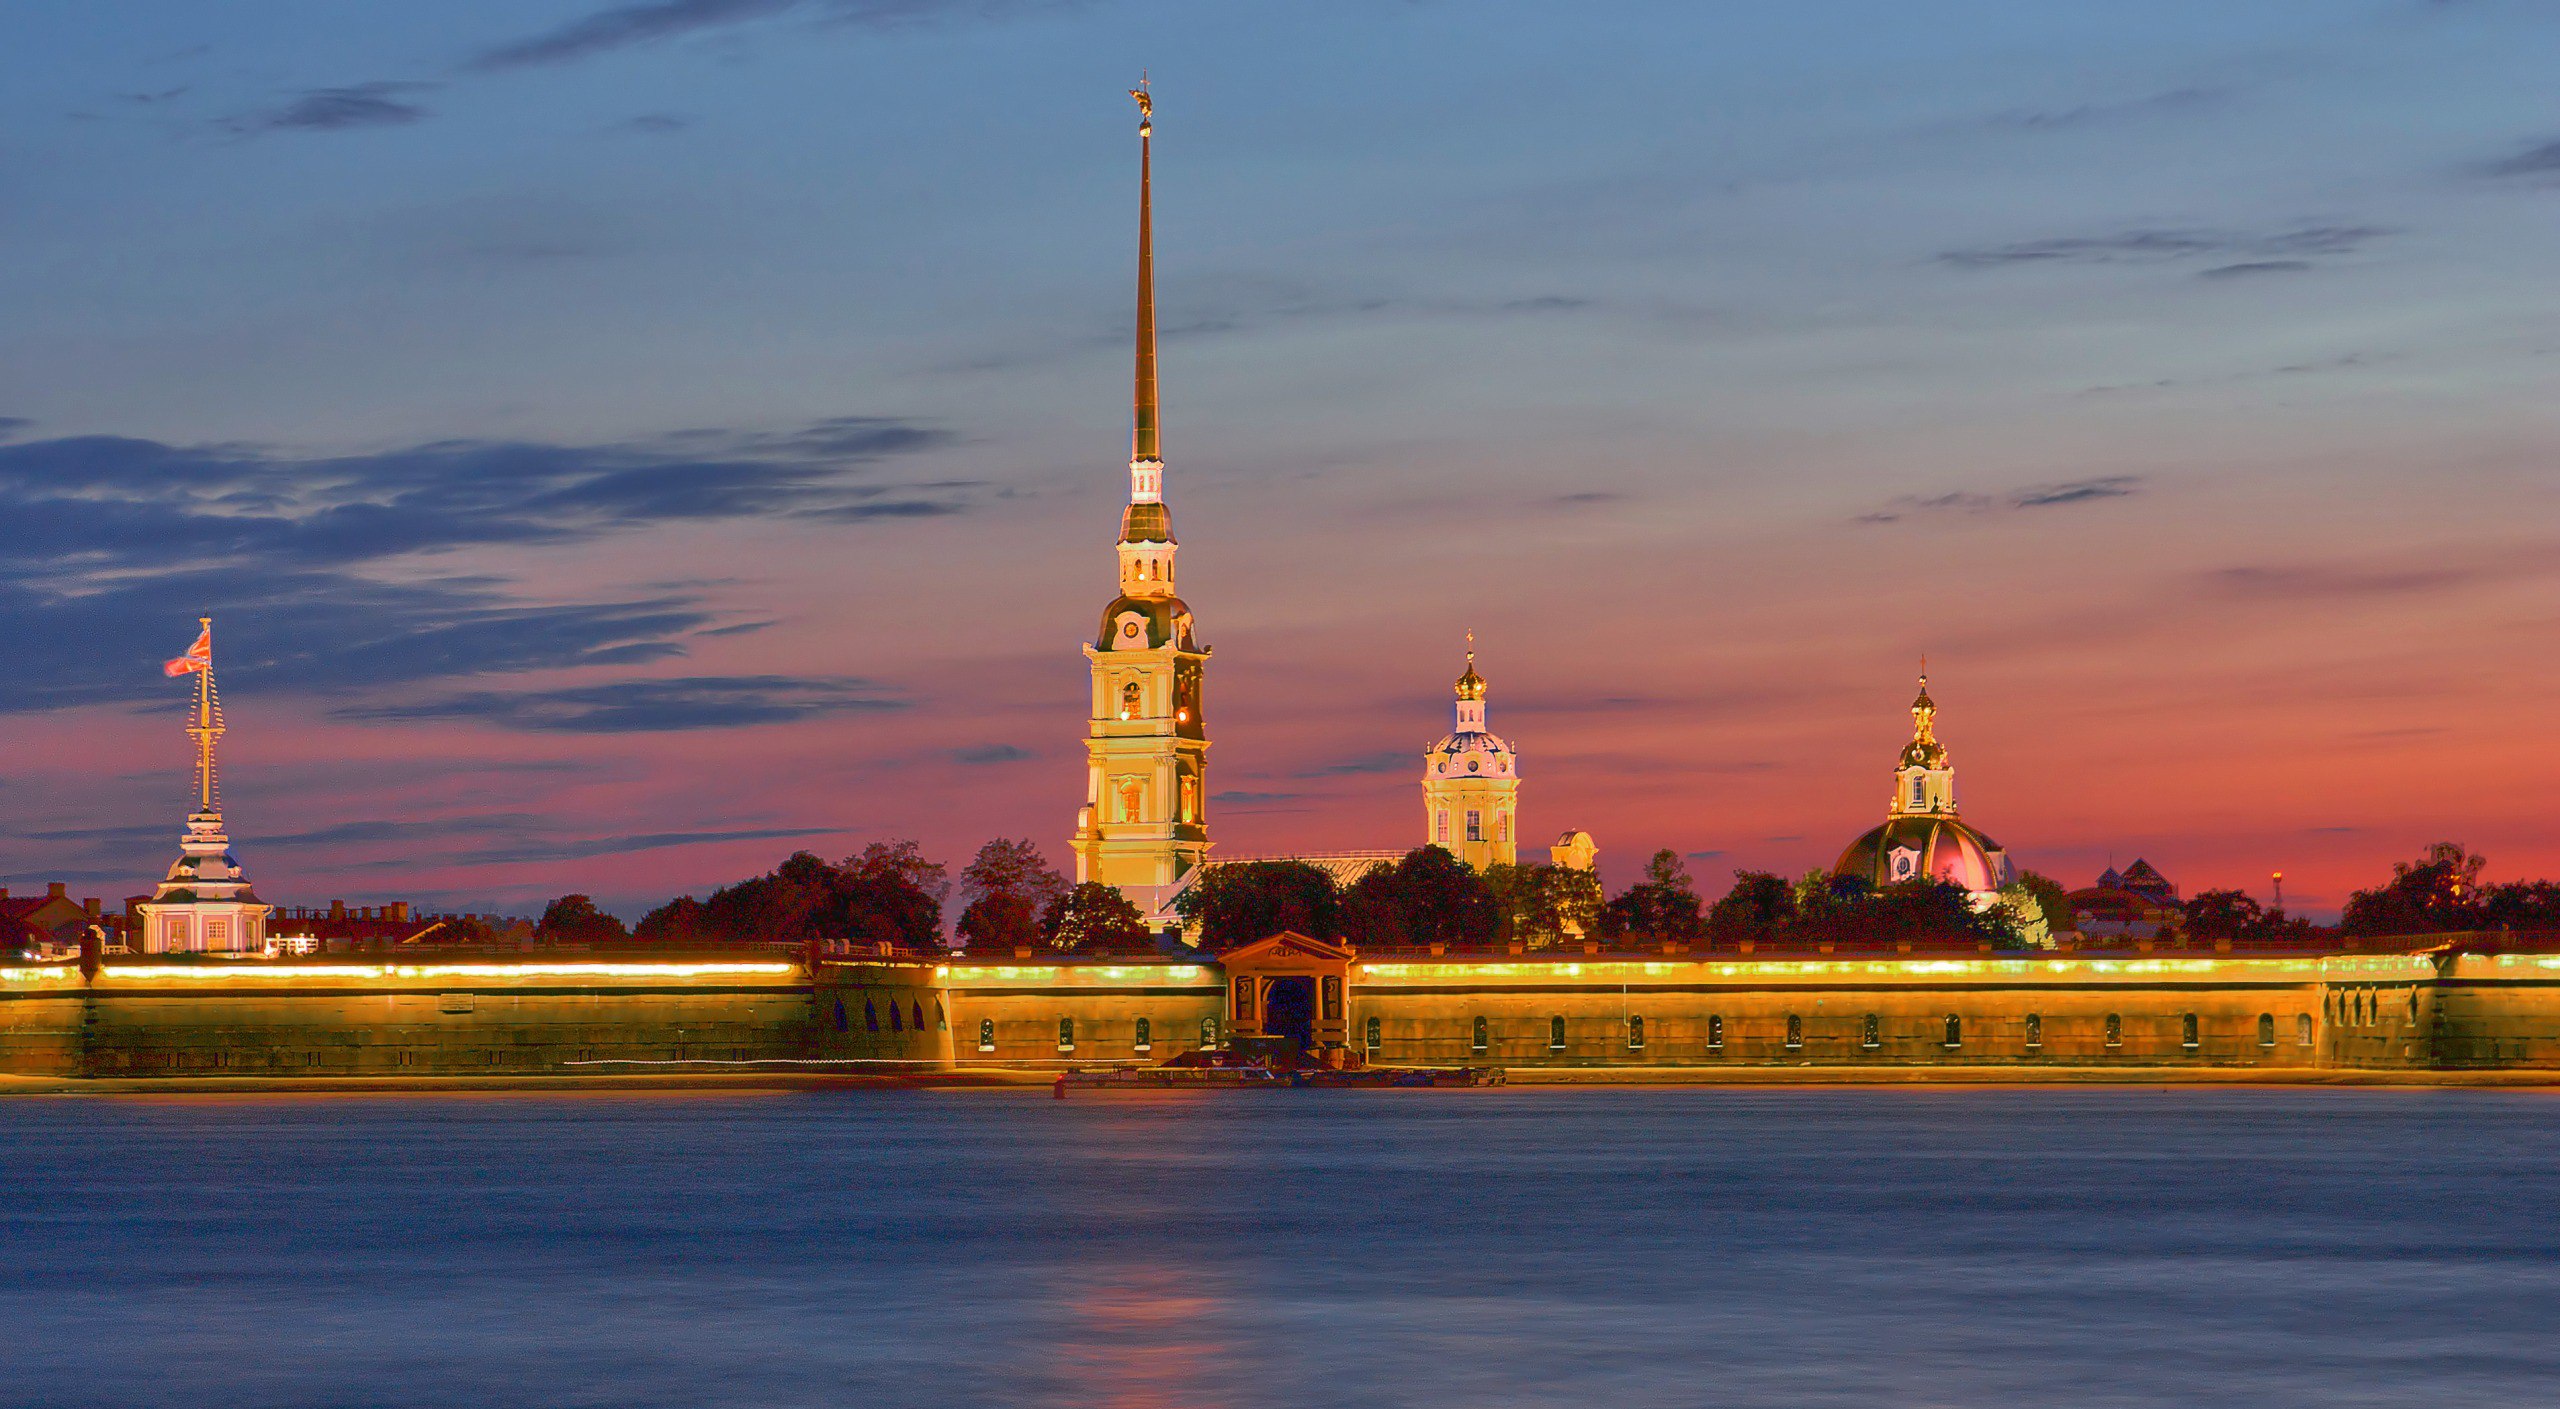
[1784, 878, 2026, 951]
[955, 839, 1068, 953]
[2342, 843, 2560, 936]
[1043, 882, 1155, 955]
[1483, 861, 1604, 948]
[2482, 880, 2560, 932]
[840, 841, 949, 951]
[2343, 842, 2488, 935]
[1705, 870, 1796, 947]
[535, 894, 628, 946]
[1341, 847, 1500, 951]
[630, 842, 948, 949]
[1600, 850, 1704, 942]
[634, 895, 714, 945]
[1175, 860, 1340, 953]
[2181, 889, 2266, 941]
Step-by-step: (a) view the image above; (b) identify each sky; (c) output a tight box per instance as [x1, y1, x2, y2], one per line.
[3, 0, 2557, 922]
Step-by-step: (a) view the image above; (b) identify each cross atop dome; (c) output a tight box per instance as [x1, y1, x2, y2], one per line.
[1455, 631, 1486, 703]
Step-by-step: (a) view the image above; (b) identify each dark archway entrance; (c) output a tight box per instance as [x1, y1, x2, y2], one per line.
[1263, 976, 1317, 1052]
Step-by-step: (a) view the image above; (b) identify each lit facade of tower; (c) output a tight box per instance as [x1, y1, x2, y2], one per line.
[1072, 81, 1211, 919]
[135, 618, 271, 954]
[1422, 643, 1518, 871]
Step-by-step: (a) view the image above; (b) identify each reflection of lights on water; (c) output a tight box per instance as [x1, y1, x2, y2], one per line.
[1054, 1266, 1230, 1409]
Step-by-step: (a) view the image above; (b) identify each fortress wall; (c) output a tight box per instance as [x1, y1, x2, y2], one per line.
[2428, 954, 2560, 1068]
[809, 962, 958, 1067]
[65, 961, 825, 1077]
[10, 948, 2555, 1080]
[1354, 955, 2443, 1068]
[0, 969, 87, 1075]
[941, 960, 1223, 1067]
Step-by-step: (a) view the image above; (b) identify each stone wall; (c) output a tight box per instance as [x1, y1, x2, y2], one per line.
[4, 946, 2556, 1080]
[941, 959, 1223, 1067]
[12, 960, 842, 1077]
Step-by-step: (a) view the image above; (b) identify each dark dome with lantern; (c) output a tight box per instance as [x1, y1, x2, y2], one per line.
[1835, 815, 2011, 894]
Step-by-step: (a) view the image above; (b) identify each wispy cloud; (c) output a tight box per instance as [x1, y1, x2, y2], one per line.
[226, 82, 434, 135]
[469, 0, 799, 71]
[467, 0, 1071, 73]
[2481, 139, 2560, 181]
[2206, 564, 2477, 599]
[0, 417, 962, 576]
[335, 675, 906, 732]
[0, 417, 30, 442]
[951, 744, 1034, 765]
[1859, 475, 2143, 524]
[1939, 223, 2386, 271]
[451, 826, 843, 865]
[1290, 750, 1414, 780]
[2198, 260, 2313, 279]
[0, 414, 970, 713]
[1984, 85, 2226, 132]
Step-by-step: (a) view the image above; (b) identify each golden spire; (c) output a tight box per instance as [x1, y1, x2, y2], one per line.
[1129, 76, 1159, 469]
[1455, 630, 1486, 701]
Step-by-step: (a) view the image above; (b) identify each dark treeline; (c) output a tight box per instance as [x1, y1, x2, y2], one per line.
[507, 840, 2560, 954]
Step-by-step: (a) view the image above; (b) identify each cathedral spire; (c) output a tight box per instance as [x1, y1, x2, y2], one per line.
[1128, 77, 1161, 499]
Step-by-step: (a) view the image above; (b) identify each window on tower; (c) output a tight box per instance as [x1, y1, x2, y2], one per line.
[1911, 777, 1927, 807]
[1119, 780, 1144, 823]
[1120, 681, 1142, 718]
[1466, 811, 1483, 843]
[1435, 811, 1449, 843]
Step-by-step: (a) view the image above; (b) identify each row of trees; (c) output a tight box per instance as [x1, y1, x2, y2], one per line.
[2339, 843, 2560, 935]
[505, 839, 2560, 954]
[1174, 847, 2046, 954]
[610, 838, 1157, 955]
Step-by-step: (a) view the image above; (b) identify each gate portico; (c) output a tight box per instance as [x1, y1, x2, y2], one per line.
[1219, 932, 1353, 1051]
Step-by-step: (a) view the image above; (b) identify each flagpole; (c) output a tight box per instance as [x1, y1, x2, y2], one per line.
[191, 616, 217, 812]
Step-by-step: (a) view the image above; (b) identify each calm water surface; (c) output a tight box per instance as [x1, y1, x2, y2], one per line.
[5, 1087, 2557, 1408]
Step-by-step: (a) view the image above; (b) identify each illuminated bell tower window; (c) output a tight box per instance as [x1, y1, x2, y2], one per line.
[1121, 680, 1142, 719]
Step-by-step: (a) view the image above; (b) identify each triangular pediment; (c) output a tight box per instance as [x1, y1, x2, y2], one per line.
[1222, 930, 1356, 964]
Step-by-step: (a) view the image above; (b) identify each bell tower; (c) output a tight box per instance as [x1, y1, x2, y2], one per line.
[1422, 637, 1519, 871]
[1890, 672, 1959, 819]
[1072, 80, 1211, 920]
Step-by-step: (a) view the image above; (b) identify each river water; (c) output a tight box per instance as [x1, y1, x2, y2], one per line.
[4, 1087, 2557, 1408]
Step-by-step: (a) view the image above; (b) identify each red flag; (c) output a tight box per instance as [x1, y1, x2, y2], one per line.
[163, 624, 212, 677]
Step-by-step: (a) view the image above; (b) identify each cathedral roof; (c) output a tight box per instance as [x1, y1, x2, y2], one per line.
[1835, 815, 2012, 894]
[1427, 729, 1515, 765]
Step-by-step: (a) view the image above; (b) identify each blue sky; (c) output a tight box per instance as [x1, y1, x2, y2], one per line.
[4, 0, 2557, 918]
